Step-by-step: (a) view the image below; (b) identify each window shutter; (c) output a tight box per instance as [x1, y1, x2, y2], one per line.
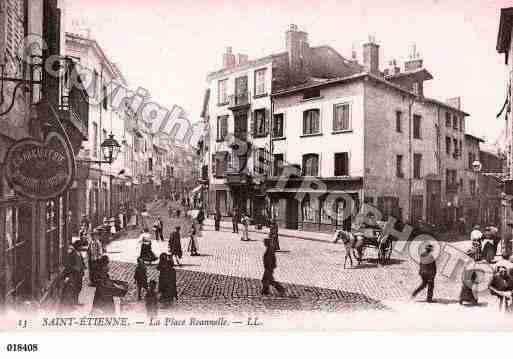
[250, 111, 255, 137]
[211, 154, 216, 174]
[264, 109, 270, 135]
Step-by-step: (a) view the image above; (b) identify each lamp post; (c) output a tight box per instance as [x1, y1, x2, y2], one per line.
[472, 160, 482, 225]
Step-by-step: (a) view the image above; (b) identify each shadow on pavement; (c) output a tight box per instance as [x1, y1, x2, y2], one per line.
[109, 260, 389, 313]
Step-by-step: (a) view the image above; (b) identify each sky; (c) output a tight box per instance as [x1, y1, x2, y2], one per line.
[66, 0, 512, 149]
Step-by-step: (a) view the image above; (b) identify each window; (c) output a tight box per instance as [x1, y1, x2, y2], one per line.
[273, 113, 284, 138]
[469, 180, 476, 196]
[413, 153, 422, 179]
[92, 122, 98, 158]
[453, 115, 458, 130]
[445, 112, 451, 127]
[303, 109, 320, 135]
[334, 152, 349, 176]
[214, 152, 227, 178]
[302, 154, 319, 176]
[396, 111, 402, 133]
[413, 114, 421, 139]
[253, 109, 267, 137]
[218, 79, 228, 104]
[460, 118, 464, 132]
[396, 155, 404, 178]
[446, 136, 451, 155]
[412, 82, 419, 96]
[459, 140, 462, 158]
[254, 68, 267, 96]
[469, 152, 475, 170]
[333, 103, 351, 132]
[446, 169, 457, 190]
[273, 154, 284, 177]
[216, 116, 228, 141]
[148, 158, 153, 172]
[303, 88, 320, 100]
[453, 138, 458, 158]
[254, 147, 268, 174]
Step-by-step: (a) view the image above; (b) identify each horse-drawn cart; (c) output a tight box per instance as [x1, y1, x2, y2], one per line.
[352, 224, 393, 264]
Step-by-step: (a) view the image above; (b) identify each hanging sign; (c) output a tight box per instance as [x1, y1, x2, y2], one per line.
[4, 102, 75, 200]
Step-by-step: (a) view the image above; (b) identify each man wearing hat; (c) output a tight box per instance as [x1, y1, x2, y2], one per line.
[411, 243, 437, 303]
[87, 229, 104, 286]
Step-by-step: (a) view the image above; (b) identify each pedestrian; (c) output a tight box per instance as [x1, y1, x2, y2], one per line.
[153, 217, 164, 241]
[134, 257, 148, 301]
[241, 213, 250, 241]
[411, 243, 437, 303]
[87, 229, 104, 286]
[157, 253, 178, 306]
[470, 225, 483, 262]
[270, 219, 280, 250]
[139, 228, 158, 264]
[187, 223, 199, 256]
[145, 280, 158, 318]
[261, 236, 286, 296]
[169, 226, 183, 266]
[459, 268, 479, 306]
[63, 241, 85, 305]
[168, 204, 173, 219]
[214, 208, 222, 231]
[58, 274, 77, 313]
[232, 209, 239, 234]
[92, 255, 115, 314]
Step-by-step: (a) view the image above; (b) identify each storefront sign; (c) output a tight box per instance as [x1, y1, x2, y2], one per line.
[4, 131, 75, 201]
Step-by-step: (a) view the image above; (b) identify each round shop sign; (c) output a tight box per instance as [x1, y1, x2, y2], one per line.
[4, 131, 75, 200]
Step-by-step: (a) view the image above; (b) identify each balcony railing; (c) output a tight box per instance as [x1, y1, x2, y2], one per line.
[59, 86, 89, 140]
[228, 91, 250, 110]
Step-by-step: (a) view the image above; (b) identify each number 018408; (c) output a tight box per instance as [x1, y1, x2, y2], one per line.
[6, 344, 38, 352]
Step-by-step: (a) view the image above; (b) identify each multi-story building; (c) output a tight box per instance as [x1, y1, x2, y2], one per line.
[0, 0, 89, 306]
[497, 7, 513, 239]
[65, 31, 132, 229]
[204, 25, 474, 230]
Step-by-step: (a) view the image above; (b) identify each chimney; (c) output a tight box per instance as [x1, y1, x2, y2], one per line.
[404, 44, 423, 72]
[222, 47, 236, 69]
[446, 97, 461, 110]
[237, 53, 248, 66]
[350, 44, 358, 63]
[388, 59, 400, 75]
[363, 36, 380, 76]
[286, 24, 309, 84]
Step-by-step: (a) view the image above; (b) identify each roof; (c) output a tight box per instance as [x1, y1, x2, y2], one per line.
[497, 7, 513, 58]
[271, 72, 416, 98]
[65, 32, 128, 85]
[385, 68, 433, 82]
[464, 133, 485, 143]
[422, 97, 469, 116]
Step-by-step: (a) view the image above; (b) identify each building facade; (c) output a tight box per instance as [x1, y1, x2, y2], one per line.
[0, 0, 90, 307]
[203, 25, 477, 231]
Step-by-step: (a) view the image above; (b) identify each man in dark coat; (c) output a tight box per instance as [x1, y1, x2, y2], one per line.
[169, 227, 183, 266]
[64, 242, 85, 305]
[261, 237, 285, 296]
[155, 217, 164, 241]
[232, 209, 239, 234]
[411, 244, 437, 302]
[214, 208, 222, 231]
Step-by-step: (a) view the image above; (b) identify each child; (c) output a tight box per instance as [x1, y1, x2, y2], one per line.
[134, 257, 148, 301]
[145, 280, 158, 318]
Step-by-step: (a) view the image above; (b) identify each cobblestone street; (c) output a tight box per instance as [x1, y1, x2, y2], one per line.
[90, 202, 510, 329]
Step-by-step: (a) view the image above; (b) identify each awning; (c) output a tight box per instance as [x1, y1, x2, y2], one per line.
[190, 185, 202, 195]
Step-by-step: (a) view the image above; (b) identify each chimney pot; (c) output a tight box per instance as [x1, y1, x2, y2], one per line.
[363, 38, 380, 75]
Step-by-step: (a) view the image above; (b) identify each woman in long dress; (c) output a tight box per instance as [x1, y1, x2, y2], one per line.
[139, 228, 158, 264]
[157, 254, 178, 306]
[92, 255, 115, 315]
[169, 227, 183, 266]
[241, 214, 250, 241]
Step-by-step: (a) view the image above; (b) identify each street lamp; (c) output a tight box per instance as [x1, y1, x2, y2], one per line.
[472, 160, 482, 225]
[80, 133, 121, 165]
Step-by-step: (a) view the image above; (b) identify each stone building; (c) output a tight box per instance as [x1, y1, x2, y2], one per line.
[204, 25, 473, 230]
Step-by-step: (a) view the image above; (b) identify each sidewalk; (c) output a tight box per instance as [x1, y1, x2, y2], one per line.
[203, 218, 333, 243]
